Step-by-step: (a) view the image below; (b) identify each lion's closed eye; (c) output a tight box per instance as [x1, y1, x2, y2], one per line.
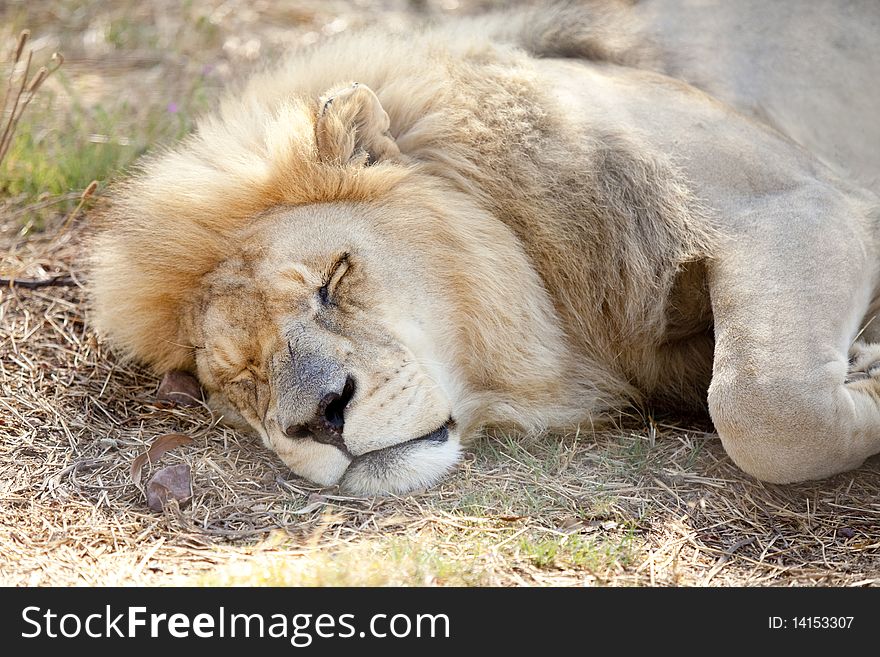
[318, 253, 351, 306]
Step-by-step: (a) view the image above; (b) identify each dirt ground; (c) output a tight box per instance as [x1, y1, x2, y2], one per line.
[1, 0, 879, 587]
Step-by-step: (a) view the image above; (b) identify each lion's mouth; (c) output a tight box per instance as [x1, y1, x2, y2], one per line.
[349, 417, 454, 464]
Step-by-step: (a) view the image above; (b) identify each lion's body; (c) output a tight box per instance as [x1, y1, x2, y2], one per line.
[90, 1, 880, 493]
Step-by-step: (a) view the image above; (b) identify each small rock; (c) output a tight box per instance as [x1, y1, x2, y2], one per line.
[146, 464, 193, 511]
[156, 370, 202, 407]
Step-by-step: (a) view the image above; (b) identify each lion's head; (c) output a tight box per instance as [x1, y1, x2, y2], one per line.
[90, 80, 582, 494]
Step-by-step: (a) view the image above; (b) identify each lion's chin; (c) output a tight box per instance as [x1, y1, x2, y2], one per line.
[274, 423, 463, 495]
[340, 436, 463, 495]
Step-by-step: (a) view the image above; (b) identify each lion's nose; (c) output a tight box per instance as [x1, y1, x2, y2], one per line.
[285, 375, 356, 454]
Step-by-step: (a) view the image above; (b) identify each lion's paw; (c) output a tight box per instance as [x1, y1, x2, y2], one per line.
[845, 342, 880, 384]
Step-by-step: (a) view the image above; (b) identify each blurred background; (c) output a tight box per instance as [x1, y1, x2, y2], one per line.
[0, 0, 496, 227]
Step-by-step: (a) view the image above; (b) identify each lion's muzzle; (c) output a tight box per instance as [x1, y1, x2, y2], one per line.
[274, 328, 356, 451]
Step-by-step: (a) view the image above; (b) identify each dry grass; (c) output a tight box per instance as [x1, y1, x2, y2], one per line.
[2, 0, 879, 587]
[3, 223, 878, 587]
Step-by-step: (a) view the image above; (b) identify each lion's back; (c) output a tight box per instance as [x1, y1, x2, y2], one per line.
[634, 0, 880, 193]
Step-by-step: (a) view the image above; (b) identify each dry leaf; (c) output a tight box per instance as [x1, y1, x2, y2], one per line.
[557, 517, 582, 533]
[146, 464, 193, 511]
[130, 433, 193, 486]
[156, 370, 202, 407]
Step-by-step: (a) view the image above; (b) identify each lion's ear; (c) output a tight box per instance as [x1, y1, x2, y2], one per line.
[315, 82, 400, 165]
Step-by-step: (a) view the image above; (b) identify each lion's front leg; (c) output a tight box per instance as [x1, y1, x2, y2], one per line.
[706, 192, 880, 483]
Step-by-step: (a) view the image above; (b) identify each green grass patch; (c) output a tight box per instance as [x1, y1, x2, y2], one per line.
[1, 68, 210, 227]
[518, 528, 638, 573]
[197, 537, 490, 587]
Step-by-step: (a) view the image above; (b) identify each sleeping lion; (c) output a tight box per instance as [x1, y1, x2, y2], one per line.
[90, 1, 880, 494]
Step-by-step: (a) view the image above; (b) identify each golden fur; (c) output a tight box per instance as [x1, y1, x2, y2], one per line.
[90, 1, 880, 493]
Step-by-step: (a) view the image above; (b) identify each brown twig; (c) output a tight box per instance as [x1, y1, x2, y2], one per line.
[0, 30, 63, 166]
[55, 180, 99, 241]
[0, 31, 28, 130]
[0, 274, 76, 289]
[0, 49, 33, 162]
